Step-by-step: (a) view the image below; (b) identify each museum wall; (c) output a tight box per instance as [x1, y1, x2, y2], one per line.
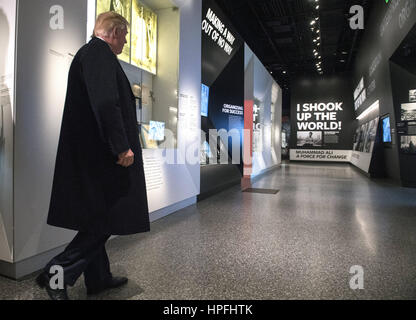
[14, 0, 88, 262]
[152, 6, 180, 142]
[290, 74, 355, 162]
[200, 0, 245, 198]
[352, 0, 416, 180]
[0, 0, 16, 263]
[3, 0, 201, 273]
[116, 0, 202, 215]
[390, 59, 416, 184]
[244, 44, 282, 177]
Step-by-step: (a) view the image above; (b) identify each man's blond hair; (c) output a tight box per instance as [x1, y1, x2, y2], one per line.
[93, 11, 129, 38]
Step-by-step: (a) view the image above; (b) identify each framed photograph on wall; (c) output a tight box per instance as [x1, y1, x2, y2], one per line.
[401, 103, 416, 121]
[400, 135, 416, 154]
[297, 131, 322, 147]
[410, 89, 416, 102]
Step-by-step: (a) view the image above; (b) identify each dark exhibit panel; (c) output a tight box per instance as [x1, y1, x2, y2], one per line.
[390, 24, 416, 187]
[290, 74, 355, 161]
[352, 0, 416, 181]
[200, 0, 244, 199]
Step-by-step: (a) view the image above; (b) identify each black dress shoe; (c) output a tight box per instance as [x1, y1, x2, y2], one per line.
[87, 276, 128, 295]
[36, 272, 69, 300]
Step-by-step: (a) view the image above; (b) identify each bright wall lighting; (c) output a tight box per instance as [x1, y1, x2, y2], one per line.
[96, 0, 158, 74]
[356, 100, 379, 120]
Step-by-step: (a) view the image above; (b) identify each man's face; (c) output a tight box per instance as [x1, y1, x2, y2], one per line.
[109, 28, 128, 55]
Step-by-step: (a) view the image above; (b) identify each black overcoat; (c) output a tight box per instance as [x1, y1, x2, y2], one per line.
[47, 37, 150, 235]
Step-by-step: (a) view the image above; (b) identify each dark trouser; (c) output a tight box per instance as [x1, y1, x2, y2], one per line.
[44, 232, 111, 289]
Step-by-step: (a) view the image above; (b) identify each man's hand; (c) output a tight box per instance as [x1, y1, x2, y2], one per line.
[117, 149, 134, 167]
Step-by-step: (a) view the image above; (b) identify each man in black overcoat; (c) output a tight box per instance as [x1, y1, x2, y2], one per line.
[36, 12, 150, 300]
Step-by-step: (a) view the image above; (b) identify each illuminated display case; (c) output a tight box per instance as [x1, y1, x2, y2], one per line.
[96, 0, 179, 149]
[96, 0, 132, 63]
[131, 0, 157, 74]
[97, 0, 157, 74]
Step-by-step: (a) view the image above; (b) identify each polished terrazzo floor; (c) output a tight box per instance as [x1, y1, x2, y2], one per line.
[1, 162, 416, 300]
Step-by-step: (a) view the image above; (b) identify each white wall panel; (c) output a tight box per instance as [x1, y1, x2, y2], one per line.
[14, 0, 87, 262]
[245, 44, 282, 177]
[12, 0, 201, 264]
[0, 0, 16, 263]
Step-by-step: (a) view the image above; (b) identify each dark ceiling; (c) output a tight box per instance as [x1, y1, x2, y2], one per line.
[214, 0, 374, 91]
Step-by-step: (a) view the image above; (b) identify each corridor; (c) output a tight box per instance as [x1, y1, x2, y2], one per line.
[1, 163, 416, 300]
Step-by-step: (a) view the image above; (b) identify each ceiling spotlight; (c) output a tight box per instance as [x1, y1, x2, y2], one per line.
[310, 20, 316, 25]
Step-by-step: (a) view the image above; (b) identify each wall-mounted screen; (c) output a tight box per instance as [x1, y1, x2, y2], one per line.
[149, 120, 165, 141]
[201, 84, 209, 117]
[140, 124, 158, 148]
[382, 116, 392, 143]
[401, 103, 416, 121]
[96, 0, 157, 74]
[400, 135, 416, 154]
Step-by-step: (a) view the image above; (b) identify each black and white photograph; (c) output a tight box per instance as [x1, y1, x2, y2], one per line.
[410, 89, 416, 102]
[400, 136, 416, 154]
[323, 131, 340, 144]
[297, 131, 322, 147]
[401, 103, 416, 121]
[364, 118, 378, 153]
[354, 122, 368, 152]
[353, 127, 361, 150]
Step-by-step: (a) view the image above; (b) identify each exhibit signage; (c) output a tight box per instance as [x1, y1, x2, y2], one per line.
[222, 104, 243, 116]
[290, 149, 352, 162]
[296, 102, 344, 131]
[201, 0, 244, 168]
[354, 77, 367, 111]
[202, 7, 236, 56]
[252, 103, 261, 152]
[291, 100, 351, 162]
[290, 75, 355, 163]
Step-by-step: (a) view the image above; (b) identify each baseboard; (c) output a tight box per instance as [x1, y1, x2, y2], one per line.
[149, 196, 197, 222]
[197, 179, 241, 201]
[250, 164, 281, 184]
[349, 162, 371, 178]
[0, 196, 197, 280]
[402, 181, 416, 188]
[0, 244, 67, 280]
